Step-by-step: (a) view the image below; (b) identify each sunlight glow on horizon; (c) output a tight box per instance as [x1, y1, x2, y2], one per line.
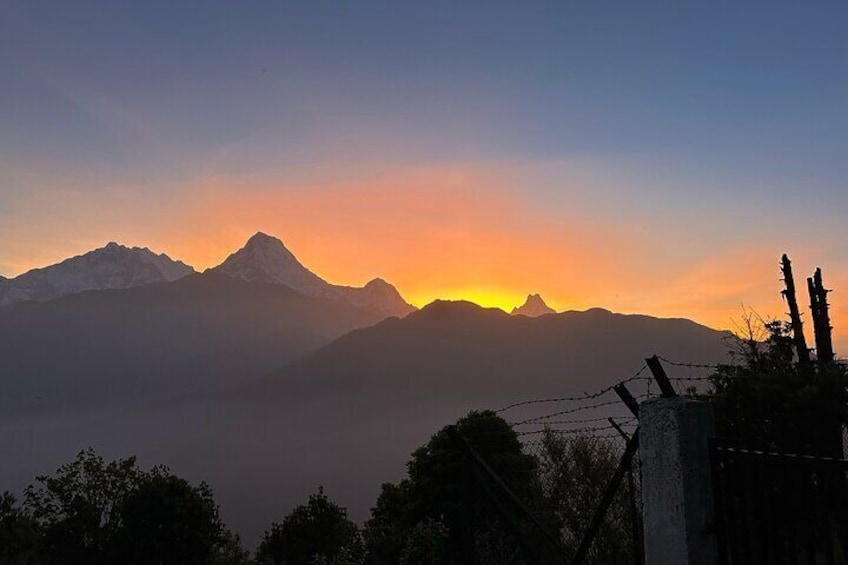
[1, 162, 847, 355]
[405, 287, 549, 314]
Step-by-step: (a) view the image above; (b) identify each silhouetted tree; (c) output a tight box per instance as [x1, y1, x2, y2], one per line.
[535, 432, 636, 564]
[112, 471, 239, 564]
[364, 410, 538, 564]
[705, 259, 848, 560]
[22, 448, 141, 564]
[12, 449, 247, 565]
[0, 492, 41, 564]
[256, 489, 362, 565]
[710, 316, 847, 456]
[398, 519, 450, 565]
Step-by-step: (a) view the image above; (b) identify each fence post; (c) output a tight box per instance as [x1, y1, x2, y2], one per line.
[640, 397, 718, 565]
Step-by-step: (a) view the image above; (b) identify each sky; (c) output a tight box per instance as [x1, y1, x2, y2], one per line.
[2, 1, 847, 347]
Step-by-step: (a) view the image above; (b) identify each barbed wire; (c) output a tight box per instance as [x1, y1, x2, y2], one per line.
[656, 356, 720, 370]
[668, 375, 712, 382]
[516, 418, 636, 437]
[515, 422, 639, 437]
[512, 398, 626, 426]
[521, 431, 629, 443]
[517, 421, 637, 435]
[495, 364, 650, 413]
[497, 357, 723, 434]
[515, 425, 615, 437]
[511, 415, 637, 427]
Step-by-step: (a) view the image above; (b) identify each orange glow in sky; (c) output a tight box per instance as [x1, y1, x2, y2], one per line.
[1, 162, 845, 353]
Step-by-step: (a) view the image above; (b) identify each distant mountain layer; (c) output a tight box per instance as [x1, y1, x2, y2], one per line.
[0, 300, 733, 547]
[0, 233, 416, 317]
[0, 273, 387, 416]
[271, 301, 730, 411]
[0, 243, 194, 306]
[210, 232, 415, 318]
[511, 293, 556, 316]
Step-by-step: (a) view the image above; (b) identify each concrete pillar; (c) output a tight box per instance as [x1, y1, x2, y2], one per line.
[639, 397, 718, 565]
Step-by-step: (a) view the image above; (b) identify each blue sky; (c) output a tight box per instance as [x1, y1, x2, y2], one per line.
[4, 1, 846, 185]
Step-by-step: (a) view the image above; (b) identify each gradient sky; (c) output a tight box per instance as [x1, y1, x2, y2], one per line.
[2, 1, 847, 347]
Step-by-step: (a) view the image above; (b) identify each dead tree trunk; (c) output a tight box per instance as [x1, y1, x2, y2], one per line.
[808, 268, 835, 367]
[781, 254, 811, 367]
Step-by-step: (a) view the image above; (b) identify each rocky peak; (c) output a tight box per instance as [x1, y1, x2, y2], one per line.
[211, 233, 327, 292]
[0, 243, 195, 307]
[341, 278, 416, 317]
[511, 293, 556, 317]
[211, 233, 416, 318]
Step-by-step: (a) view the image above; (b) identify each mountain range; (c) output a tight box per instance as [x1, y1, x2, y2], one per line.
[210, 232, 414, 317]
[0, 233, 414, 317]
[0, 233, 417, 415]
[0, 242, 194, 306]
[0, 233, 734, 546]
[0, 274, 388, 416]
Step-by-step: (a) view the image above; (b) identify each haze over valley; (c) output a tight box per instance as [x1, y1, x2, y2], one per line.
[0, 233, 731, 544]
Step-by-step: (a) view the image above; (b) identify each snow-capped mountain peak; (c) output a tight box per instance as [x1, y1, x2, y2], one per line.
[211, 232, 328, 294]
[210, 233, 416, 317]
[511, 293, 556, 317]
[0, 243, 195, 307]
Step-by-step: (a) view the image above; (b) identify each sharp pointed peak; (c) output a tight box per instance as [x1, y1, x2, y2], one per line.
[236, 232, 298, 262]
[511, 293, 556, 317]
[245, 231, 286, 247]
[211, 231, 325, 290]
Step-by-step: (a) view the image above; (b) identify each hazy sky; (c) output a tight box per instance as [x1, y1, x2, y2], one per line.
[2, 1, 847, 343]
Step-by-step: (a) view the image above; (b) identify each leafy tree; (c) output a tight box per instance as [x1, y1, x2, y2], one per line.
[0, 492, 41, 564]
[310, 545, 364, 565]
[709, 317, 847, 456]
[211, 529, 253, 565]
[398, 518, 450, 565]
[535, 432, 636, 564]
[22, 448, 141, 564]
[364, 410, 539, 564]
[704, 277, 848, 559]
[361, 481, 412, 563]
[111, 470, 237, 564]
[256, 489, 361, 565]
[14, 448, 247, 564]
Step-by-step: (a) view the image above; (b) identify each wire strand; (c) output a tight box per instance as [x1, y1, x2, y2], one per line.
[512, 398, 624, 425]
[495, 364, 649, 413]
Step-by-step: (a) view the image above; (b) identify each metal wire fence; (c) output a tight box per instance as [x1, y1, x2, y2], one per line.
[464, 357, 722, 564]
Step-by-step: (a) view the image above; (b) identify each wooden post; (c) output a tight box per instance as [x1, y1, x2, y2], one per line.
[615, 383, 641, 417]
[609, 417, 632, 441]
[646, 355, 676, 398]
[780, 254, 811, 366]
[573, 429, 641, 564]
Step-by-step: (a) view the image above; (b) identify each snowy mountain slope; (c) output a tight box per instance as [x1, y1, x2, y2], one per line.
[210, 232, 415, 317]
[0, 242, 195, 306]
